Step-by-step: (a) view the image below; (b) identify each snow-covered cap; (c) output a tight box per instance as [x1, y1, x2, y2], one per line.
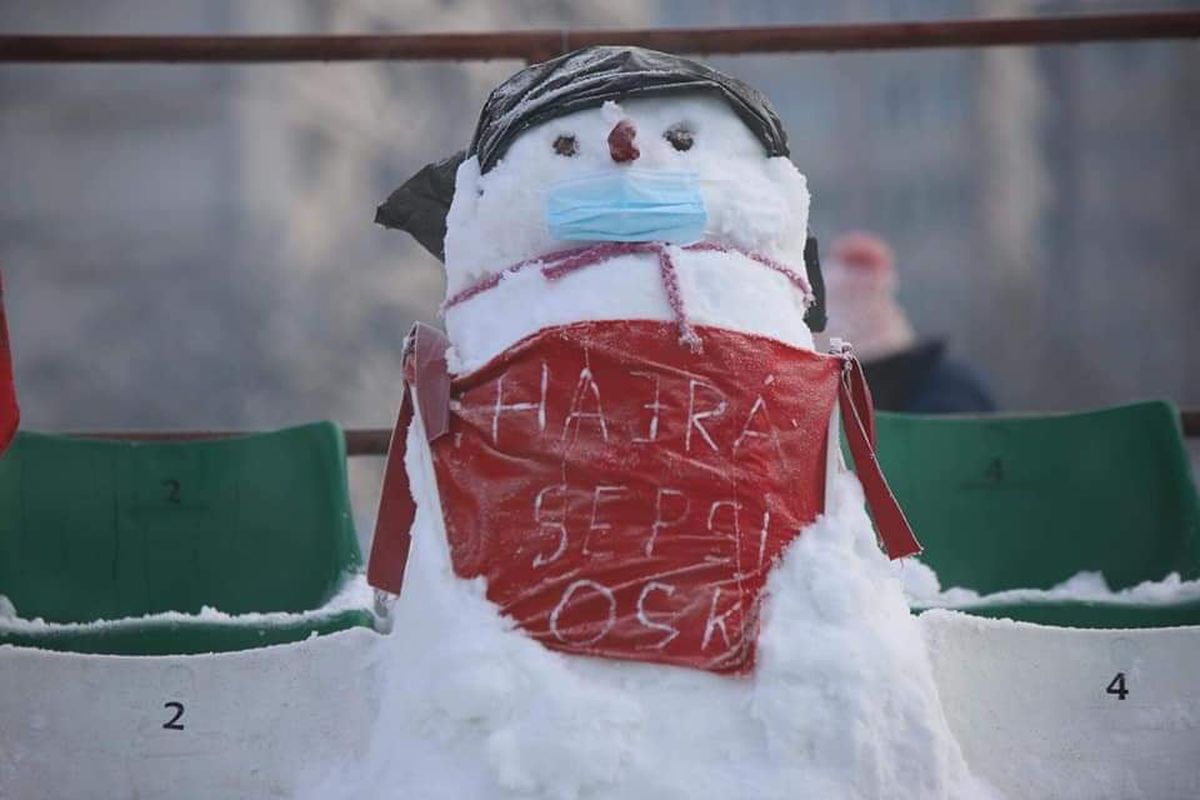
[822, 231, 915, 361]
[376, 45, 791, 261]
[829, 231, 895, 275]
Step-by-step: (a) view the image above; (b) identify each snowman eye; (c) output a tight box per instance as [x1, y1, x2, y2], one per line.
[553, 134, 578, 157]
[665, 125, 694, 152]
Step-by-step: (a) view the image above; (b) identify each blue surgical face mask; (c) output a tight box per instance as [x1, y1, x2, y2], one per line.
[545, 169, 708, 244]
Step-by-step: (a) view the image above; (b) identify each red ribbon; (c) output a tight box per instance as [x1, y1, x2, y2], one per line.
[366, 324, 450, 595]
[366, 382, 415, 595]
[837, 356, 922, 559]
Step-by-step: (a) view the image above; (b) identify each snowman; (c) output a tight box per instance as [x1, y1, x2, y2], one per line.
[343, 47, 994, 800]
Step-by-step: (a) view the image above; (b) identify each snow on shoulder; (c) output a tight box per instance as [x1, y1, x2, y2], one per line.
[899, 559, 1200, 609]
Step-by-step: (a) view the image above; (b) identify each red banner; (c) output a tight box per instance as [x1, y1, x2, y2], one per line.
[426, 321, 847, 673]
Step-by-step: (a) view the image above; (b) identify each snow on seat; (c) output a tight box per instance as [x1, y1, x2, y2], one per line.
[0, 422, 375, 654]
[919, 610, 1200, 799]
[0, 627, 382, 799]
[871, 401, 1200, 798]
[874, 400, 1200, 625]
[0, 423, 383, 799]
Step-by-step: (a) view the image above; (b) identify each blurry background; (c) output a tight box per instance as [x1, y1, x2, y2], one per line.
[2, 1, 1198, 536]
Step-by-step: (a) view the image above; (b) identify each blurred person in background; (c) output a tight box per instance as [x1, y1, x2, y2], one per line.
[821, 231, 996, 414]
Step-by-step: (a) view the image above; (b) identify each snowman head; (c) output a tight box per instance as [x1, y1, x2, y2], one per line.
[378, 46, 823, 325]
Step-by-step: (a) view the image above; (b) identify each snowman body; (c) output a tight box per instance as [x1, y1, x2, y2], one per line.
[345, 91, 993, 799]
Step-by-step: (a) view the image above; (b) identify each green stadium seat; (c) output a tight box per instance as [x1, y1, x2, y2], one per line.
[0, 423, 374, 654]
[872, 401, 1200, 628]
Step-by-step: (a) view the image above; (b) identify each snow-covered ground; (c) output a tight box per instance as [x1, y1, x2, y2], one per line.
[898, 562, 1200, 610]
[0, 574, 373, 634]
[306, 445, 994, 800]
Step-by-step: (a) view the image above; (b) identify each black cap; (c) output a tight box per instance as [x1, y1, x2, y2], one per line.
[468, 45, 789, 175]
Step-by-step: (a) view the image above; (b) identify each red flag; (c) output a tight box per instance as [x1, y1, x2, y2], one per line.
[0, 272, 19, 453]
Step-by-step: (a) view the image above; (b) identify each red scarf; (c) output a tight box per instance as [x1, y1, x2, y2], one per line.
[369, 320, 918, 675]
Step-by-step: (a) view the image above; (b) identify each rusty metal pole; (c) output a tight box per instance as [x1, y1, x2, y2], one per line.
[1183, 411, 1200, 440]
[68, 411, 1200, 454]
[2, 13, 1199, 63]
[70, 428, 394, 456]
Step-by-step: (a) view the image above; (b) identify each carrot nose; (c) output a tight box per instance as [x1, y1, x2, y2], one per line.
[607, 120, 639, 163]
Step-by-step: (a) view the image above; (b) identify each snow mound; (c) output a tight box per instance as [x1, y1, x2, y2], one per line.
[0, 574, 373, 634]
[898, 560, 1200, 609]
[307, 416, 996, 799]
[442, 246, 814, 373]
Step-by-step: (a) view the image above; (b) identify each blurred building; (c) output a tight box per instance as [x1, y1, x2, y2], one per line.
[1037, 0, 1200, 408]
[1, 0, 1197, 434]
[0, 0, 650, 432]
[1, 4, 261, 429]
[662, 0, 1199, 410]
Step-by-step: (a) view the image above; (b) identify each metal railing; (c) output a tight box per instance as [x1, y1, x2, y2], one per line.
[3, 12, 1199, 63]
[69, 409, 1200, 456]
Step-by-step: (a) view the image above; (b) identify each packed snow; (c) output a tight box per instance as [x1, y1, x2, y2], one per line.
[306, 416, 994, 800]
[442, 246, 814, 372]
[899, 560, 1200, 609]
[0, 574, 373, 634]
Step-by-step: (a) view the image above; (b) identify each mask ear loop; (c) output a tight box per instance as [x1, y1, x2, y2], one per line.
[802, 234, 827, 333]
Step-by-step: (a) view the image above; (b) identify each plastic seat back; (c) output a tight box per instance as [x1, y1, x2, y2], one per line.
[0, 422, 360, 623]
[873, 401, 1200, 595]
